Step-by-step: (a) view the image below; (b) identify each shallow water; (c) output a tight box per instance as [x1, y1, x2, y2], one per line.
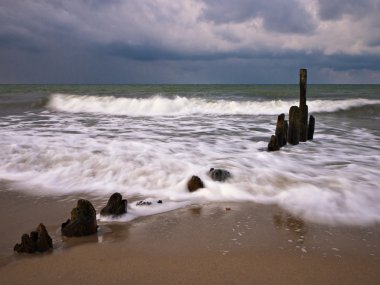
[0, 84, 379, 226]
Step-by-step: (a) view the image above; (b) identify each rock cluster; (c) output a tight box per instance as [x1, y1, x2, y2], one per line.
[13, 194, 127, 254]
[187, 168, 231, 192]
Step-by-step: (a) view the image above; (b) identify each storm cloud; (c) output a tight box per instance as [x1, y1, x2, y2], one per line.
[0, 0, 379, 83]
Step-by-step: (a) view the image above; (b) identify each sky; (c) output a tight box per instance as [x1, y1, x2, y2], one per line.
[0, 0, 379, 84]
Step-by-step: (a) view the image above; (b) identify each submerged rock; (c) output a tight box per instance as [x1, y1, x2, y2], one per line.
[136, 200, 163, 206]
[14, 223, 53, 254]
[61, 199, 98, 237]
[136, 200, 152, 206]
[187, 175, 204, 192]
[209, 168, 231, 182]
[100, 193, 127, 216]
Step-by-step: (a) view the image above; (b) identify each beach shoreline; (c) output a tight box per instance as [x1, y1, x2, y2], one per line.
[1, 189, 379, 284]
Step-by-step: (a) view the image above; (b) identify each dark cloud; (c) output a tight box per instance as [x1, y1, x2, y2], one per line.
[0, 0, 379, 84]
[0, 33, 44, 53]
[202, 0, 316, 34]
[316, 0, 376, 20]
[98, 42, 258, 61]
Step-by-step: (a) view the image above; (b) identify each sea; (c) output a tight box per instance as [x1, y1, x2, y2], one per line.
[0, 84, 379, 226]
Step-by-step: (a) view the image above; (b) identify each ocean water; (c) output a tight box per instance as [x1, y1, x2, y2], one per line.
[0, 84, 379, 226]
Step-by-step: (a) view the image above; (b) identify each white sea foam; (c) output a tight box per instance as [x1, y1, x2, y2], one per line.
[1, 100, 380, 226]
[47, 93, 380, 116]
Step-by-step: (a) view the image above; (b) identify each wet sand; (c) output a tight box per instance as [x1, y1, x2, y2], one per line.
[1, 189, 379, 284]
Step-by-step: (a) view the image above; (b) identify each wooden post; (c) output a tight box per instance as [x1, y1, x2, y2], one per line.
[308, 115, 315, 140]
[299, 69, 308, 142]
[275, 113, 287, 147]
[299, 69, 307, 107]
[288, 106, 300, 145]
[268, 135, 280, 151]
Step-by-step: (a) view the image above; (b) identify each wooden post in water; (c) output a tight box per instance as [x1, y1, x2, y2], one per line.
[299, 68, 308, 142]
[287, 106, 300, 145]
[268, 135, 280, 151]
[308, 115, 315, 140]
[275, 113, 287, 147]
[267, 68, 315, 151]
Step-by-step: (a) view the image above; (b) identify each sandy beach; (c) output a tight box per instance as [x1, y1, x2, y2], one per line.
[1, 189, 379, 285]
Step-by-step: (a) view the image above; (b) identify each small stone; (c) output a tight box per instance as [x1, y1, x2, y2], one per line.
[187, 175, 204, 192]
[209, 168, 231, 182]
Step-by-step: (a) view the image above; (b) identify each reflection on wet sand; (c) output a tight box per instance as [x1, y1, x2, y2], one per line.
[56, 223, 127, 250]
[273, 211, 307, 246]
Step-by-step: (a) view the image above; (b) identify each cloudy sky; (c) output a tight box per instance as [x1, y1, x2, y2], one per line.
[0, 0, 379, 84]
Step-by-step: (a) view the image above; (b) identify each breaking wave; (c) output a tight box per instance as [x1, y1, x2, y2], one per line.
[47, 93, 380, 116]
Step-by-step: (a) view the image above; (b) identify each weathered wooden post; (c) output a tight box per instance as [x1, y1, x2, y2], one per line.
[308, 115, 315, 140]
[268, 135, 280, 151]
[299, 69, 308, 142]
[267, 68, 315, 151]
[287, 106, 301, 145]
[275, 113, 287, 147]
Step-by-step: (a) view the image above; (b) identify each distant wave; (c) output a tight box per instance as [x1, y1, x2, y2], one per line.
[47, 93, 380, 116]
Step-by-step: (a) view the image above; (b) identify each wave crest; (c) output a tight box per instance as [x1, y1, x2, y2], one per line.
[47, 93, 380, 116]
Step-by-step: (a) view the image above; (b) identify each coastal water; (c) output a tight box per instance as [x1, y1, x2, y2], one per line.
[0, 85, 379, 226]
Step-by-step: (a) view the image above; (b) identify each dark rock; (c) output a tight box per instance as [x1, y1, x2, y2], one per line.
[308, 115, 315, 140]
[100, 192, 127, 216]
[61, 199, 98, 237]
[14, 223, 53, 254]
[209, 168, 231, 182]
[275, 113, 287, 147]
[187, 175, 204, 192]
[157, 200, 163, 204]
[288, 106, 301, 145]
[268, 135, 280, 151]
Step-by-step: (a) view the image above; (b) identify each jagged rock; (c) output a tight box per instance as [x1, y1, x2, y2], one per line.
[14, 223, 53, 254]
[187, 175, 204, 192]
[209, 168, 231, 182]
[61, 199, 98, 237]
[100, 193, 127, 216]
[275, 113, 287, 147]
[268, 135, 280, 151]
